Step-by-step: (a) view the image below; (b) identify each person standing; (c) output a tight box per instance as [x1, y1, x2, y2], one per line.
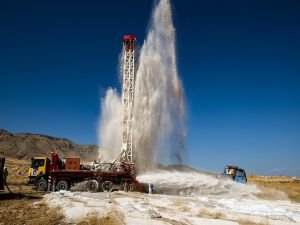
[0, 158, 4, 190]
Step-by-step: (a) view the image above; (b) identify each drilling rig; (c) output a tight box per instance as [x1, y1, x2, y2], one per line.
[113, 35, 137, 164]
[27, 36, 142, 192]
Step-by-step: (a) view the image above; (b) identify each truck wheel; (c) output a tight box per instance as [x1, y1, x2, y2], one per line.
[87, 180, 99, 192]
[36, 178, 47, 191]
[56, 180, 69, 191]
[102, 181, 113, 192]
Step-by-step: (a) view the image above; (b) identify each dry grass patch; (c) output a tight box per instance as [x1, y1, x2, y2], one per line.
[254, 184, 288, 201]
[0, 184, 65, 225]
[0, 197, 65, 225]
[173, 199, 191, 212]
[248, 175, 300, 202]
[238, 217, 269, 225]
[5, 157, 30, 185]
[256, 183, 300, 202]
[248, 175, 300, 184]
[197, 208, 226, 219]
[78, 210, 125, 225]
[179, 205, 190, 212]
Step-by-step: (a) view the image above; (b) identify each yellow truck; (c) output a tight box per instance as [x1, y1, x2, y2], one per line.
[28, 157, 50, 190]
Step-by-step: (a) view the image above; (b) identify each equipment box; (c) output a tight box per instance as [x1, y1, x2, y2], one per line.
[65, 158, 80, 170]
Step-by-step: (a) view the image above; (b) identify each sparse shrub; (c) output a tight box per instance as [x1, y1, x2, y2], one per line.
[238, 217, 269, 225]
[197, 207, 226, 219]
[0, 198, 66, 225]
[78, 211, 124, 225]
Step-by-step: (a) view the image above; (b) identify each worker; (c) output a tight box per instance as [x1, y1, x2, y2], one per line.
[3, 167, 8, 184]
[0, 158, 4, 190]
[148, 183, 154, 195]
[0, 169, 3, 190]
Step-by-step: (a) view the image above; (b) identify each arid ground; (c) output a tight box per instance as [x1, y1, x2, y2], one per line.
[1, 158, 300, 225]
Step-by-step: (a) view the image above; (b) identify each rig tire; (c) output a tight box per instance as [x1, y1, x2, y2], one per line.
[102, 181, 113, 192]
[87, 180, 99, 192]
[56, 180, 69, 191]
[36, 178, 47, 191]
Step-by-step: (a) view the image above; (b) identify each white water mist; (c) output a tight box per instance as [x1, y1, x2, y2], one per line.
[97, 88, 122, 162]
[98, 0, 185, 170]
[133, 0, 185, 170]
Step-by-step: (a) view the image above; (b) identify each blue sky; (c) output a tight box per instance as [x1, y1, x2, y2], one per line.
[0, 0, 299, 176]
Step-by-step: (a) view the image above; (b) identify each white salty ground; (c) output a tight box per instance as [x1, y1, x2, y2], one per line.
[43, 170, 300, 225]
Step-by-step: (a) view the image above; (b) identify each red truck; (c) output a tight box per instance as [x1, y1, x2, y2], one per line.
[28, 152, 142, 192]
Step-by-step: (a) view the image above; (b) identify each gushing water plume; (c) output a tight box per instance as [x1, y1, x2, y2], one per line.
[133, 0, 186, 171]
[97, 88, 122, 162]
[98, 0, 185, 169]
[137, 169, 263, 198]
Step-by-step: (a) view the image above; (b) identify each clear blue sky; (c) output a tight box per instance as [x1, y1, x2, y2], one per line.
[1, 0, 299, 176]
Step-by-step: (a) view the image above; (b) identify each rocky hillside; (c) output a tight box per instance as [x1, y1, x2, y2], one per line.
[0, 129, 99, 161]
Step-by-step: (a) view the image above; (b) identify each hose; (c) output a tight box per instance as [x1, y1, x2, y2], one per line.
[3, 168, 13, 194]
[5, 180, 13, 194]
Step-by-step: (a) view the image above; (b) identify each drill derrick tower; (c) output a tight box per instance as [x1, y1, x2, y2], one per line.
[118, 35, 137, 163]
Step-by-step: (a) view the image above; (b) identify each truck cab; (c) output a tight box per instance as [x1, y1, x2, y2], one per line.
[28, 157, 50, 189]
[224, 165, 247, 184]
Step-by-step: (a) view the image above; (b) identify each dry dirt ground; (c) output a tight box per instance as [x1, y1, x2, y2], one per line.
[0, 186, 66, 225]
[0, 158, 67, 225]
[248, 175, 300, 203]
[1, 158, 300, 225]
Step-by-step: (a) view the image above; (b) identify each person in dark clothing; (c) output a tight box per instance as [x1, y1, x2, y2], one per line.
[0, 158, 4, 190]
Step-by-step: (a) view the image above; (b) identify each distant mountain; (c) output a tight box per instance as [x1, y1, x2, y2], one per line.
[0, 129, 99, 161]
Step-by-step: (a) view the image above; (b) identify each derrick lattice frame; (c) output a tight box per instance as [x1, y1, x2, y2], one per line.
[120, 36, 136, 163]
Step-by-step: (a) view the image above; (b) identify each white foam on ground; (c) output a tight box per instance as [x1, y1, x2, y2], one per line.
[137, 169, 261, 198]
[43, 189, 300, 225]
[136, 169, 300, 223]
[44, 190, 111, 221]
[216, 198, 300, 222]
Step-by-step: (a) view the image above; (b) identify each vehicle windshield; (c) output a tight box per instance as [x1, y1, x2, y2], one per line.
[236, 169, 245, 177]
[31, 159, 45, 168]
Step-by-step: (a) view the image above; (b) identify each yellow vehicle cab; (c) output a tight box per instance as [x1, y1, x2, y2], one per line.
[28, 157, 50, 186]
